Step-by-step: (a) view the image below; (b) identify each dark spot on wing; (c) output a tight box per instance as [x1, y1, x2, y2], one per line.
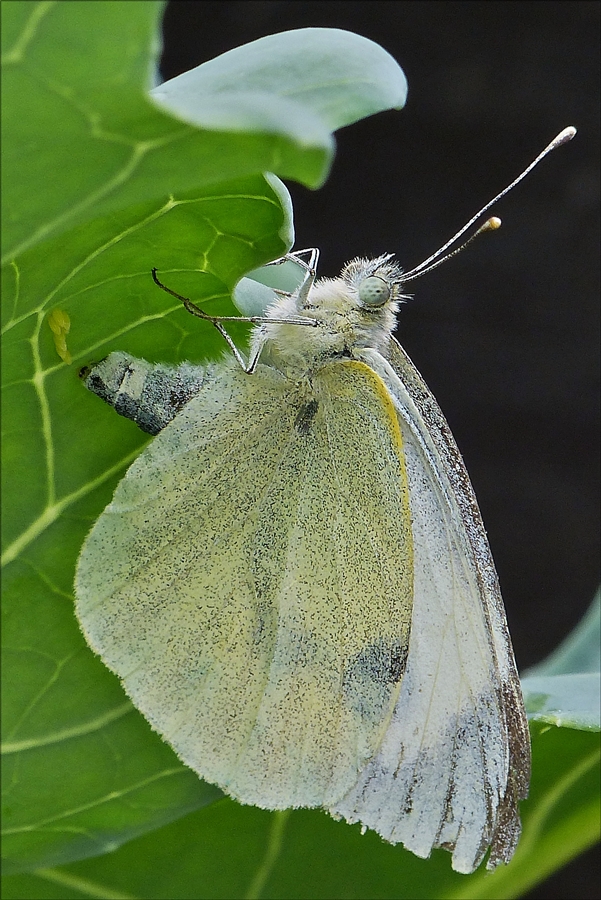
[294, 399, 319, 433]
[349, 640, 407, 685]
[343, 639, 408, 723]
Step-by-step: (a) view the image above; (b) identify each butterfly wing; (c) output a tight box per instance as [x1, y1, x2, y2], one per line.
[75, 357, 416, 810]
[329, 338, 530, 873]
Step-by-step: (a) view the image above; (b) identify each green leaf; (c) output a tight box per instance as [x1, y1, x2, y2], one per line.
[150, 27, 407, 140]
[1, 3, 407, 262]
[233, 253, 309, 315]
[522, 674, 600, 731]
[1, 0, 407, 878]
[522, 591, 601, 730]
[2, 725, 598, 899]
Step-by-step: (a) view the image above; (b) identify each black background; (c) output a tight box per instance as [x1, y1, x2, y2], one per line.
[160, 2, 600, 897]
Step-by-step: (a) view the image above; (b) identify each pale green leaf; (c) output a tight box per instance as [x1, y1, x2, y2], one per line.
[522, 591, 601, 730]
[150, 27, 407, 140]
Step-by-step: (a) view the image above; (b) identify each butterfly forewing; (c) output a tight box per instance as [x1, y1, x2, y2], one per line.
[327, 339, 529, 873]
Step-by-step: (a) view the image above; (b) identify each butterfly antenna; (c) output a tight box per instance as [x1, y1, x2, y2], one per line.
[401, 126, 576, 284]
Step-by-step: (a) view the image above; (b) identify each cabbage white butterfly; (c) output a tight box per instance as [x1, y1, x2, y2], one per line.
[75, 127, 575, 873]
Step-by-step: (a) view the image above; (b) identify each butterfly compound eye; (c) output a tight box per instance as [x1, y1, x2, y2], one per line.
[358, 276, 391, 307]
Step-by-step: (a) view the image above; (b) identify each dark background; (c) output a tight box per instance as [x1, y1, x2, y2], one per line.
[159, 2, 600, 897]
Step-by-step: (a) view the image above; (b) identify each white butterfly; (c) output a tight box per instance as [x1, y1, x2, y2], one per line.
[75, 128, 574, 873]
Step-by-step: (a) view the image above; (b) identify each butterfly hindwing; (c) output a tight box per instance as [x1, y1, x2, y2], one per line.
[75, 357, 416, 808]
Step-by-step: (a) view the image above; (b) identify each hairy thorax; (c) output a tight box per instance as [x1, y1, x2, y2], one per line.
[253, 276, 400, 378]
